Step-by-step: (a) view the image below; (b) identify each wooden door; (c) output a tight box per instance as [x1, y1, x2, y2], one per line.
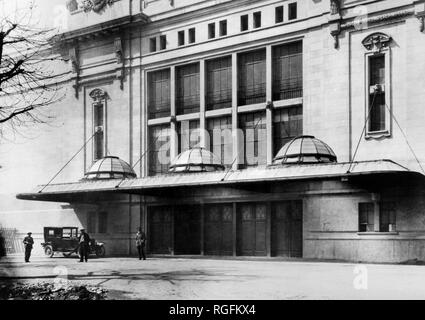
[148, 206, 172, 254]
[237, 203, 267, 256]
[174, 205, 201, 255]
[204, 204, 233, 256]
[271, 200, 302, 257]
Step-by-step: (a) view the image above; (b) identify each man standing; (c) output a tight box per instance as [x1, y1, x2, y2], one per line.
[23, 232, 34, 263]
[135, 228, 146, 260]
[78, 228, 90, 262]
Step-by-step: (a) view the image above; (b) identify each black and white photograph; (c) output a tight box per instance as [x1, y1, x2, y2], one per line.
[1, 0, 425, 307]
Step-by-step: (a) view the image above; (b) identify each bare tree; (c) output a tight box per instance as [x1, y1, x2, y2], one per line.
[0, 1, 65, 138]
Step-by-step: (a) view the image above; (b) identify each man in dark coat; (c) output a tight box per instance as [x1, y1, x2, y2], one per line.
[78, 229, 91, 262]
[135, 228, 146, 260]
[23, 232, 34, 263]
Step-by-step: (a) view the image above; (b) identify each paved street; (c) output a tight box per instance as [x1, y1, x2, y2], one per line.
[1, 254, 425, 299]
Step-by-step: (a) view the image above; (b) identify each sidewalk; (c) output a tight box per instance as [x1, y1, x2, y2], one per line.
[2, 255, 425, 299]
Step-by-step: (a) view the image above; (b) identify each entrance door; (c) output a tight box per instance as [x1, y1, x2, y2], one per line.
[237, 203, 267, 256]
[174, 205, 201, 255]
[271, 200, 302, 257]
[204, 204, 233, 255]
[148, 206, 173, 254]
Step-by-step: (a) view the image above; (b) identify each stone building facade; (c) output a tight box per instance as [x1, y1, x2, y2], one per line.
[2, 0, 425, 262]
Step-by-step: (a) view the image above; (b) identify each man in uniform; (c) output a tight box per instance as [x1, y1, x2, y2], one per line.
[135, 228, 146, 260]
[23, 232, 34, 263]
[78, 228, 91, 262]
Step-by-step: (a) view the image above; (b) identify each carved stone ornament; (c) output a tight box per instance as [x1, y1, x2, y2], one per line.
[66, 0, 79, 12]
[330, 0, 341, 15]
[81, 0, 114, 13]
[89, 89, 107, 102]
[362, 32, 392, 53]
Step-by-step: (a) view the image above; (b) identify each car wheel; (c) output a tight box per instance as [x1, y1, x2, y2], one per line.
[95, 246, 105, 257]
[44, 245, 54, 258]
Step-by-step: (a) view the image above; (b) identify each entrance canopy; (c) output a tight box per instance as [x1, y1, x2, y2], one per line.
[16, 159, 421, 203]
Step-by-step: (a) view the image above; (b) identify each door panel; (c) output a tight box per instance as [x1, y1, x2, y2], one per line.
[271, 201, 302, 257]
[174, 205, 201, 255]
[149, 207, 172, 254]
[204, 204, 233, 256]
[237, 203, 267, 256]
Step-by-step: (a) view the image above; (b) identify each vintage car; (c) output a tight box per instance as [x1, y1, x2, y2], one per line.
[41, 227, 106, 258]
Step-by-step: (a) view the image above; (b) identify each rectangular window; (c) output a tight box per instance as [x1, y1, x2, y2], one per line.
[253, 11, 261, 28]
[159, 35, 167, 50]
[178, 30, 185, 46]
[208, 23, 216, 39]
[380, 202, 396, 232]
[219, 20, 227, 36]
[239, 112, 267, 167]
[275, 6, 284, 23]
[359, 203, 375, 232]
[148, 69, 170, 119]
[176, 63, 200, 115]
[368, 55, 386, 133]
[93, 103, 104, 160]
[98, 212, 108, 234]
[178, 120, 200, 153]
[207, 116, 233, 167]
[188, 28, 196, 44]
[87, 213, 96, 234]
[206, 56, 232, 111]
[149, 125, 170, 176]
[238, 49, 266, 106]
[273, 106, 303, 156]
[272, 41, 303, 100]
[150, 37, 157, 52]
[288, 2, 297, 20]
[241, 14, 249, 31]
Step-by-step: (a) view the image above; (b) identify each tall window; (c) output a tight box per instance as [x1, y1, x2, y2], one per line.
[241, 14, 249, 31]
[148, 69, 170, 119]
[238, 49, 266, 106]
[275, 6, 284, 23]
[207, 116, 232, 167]
[208, 23, 216, 39]
[93, 103, 104, 160]
[98, 212, 108, 234]
[178, 30, 185, 46]
[150, 37, 157, 52]
[288, 2, 297, 20]
[87, 213, 96, 234]
[159, 35, 167, 50]
[380, 202, 396, 232]
[219, 20, 227, 36]
[359, 202, 375, 232]
[253, 11, 261, 28]
[188, 28, 196, 44]
[149, 125, 170, 176]
[206, 56, 232, 111]
[239, 112, 267, 167]
[273, 106, 303, 156]
[176, 63, 200, 115]
[273, 41, 303, 100]
[368, 55, 386, 133]
[178, 120, 200, 153]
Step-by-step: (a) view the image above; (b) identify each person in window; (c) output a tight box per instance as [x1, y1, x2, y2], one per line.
[78, 229, 91, 263]
[135, 228, 146, 260]
[23, 232, 34, 263]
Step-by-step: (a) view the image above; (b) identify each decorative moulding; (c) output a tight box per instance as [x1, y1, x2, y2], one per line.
[89, 88, 108, 102]
[362, 32, 392, 53]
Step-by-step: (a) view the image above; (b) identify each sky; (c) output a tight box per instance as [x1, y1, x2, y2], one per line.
[0, 0, 69, 32]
